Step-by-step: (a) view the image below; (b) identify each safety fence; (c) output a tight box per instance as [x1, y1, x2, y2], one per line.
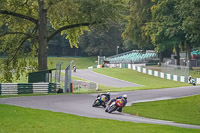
[126, 64, 200, 84]
[72, 80, 98, 91]
[88, 63, 200, 84]
[161, 63, 189, 77]
[0, 83, 61, 95]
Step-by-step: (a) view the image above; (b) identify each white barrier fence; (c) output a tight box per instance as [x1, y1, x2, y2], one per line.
[0, 83, 60, 95]
[88, 63, 200, 84]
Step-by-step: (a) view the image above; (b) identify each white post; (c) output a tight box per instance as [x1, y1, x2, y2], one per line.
[116, 46, 119, 55]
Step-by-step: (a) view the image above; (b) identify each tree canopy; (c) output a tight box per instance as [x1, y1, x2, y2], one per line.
[0, 0, 127, 82]
[1, 0, 200, 82]
[78, 22, 124, 56]
[123, 0, 200, 64]
[122, 0, 153, 49]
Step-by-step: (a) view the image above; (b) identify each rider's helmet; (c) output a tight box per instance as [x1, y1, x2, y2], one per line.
[188, 75, 192, 81]
[106, 92, 110, 95]
[122, 94, 127, 99]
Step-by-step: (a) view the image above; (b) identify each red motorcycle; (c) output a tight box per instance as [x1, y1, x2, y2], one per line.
[105, 99, 124, 113]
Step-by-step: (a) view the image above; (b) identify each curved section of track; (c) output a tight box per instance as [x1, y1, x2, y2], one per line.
[0, 86, 200, 129]
[70, 69, 143, 87]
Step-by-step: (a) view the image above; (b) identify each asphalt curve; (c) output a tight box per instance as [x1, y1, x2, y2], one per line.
[0, 86, 200, 129]
[70, 69, 143, 87]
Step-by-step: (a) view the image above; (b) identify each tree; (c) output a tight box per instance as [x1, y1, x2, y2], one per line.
[176, 0, 200, 60]
[144, 0, 200, 64]
[122, 0, 153, 49]
[0, 0, 127, 82]
[78, 22, 123, 56]
[142, 0, 185, 65]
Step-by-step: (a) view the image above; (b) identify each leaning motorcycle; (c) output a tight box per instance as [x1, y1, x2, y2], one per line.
[73, 67, 76, 72]
[191, 78, 196, 86]
[105, 99, 123, 113]
[92, 96, 106, 107]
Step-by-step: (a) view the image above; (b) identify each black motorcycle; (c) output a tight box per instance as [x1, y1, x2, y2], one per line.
[190, 78, 196, 86]
[92, 96, 106, 108]
[73, 66, 76, 72]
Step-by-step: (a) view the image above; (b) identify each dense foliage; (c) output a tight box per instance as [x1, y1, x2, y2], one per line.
[123, 0, 200, 63]
[0, 0, 200, 82]
[0, 0, 127, 82]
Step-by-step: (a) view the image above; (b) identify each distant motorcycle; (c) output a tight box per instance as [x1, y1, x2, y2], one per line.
[188, 76, 196, 86]
[105, 99, 123, 113]
[92, 95, 106, 108]
[190, 78, 196, 86]
[73, 66, 76, 72]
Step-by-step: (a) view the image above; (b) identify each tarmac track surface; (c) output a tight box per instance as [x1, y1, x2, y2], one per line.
[0, 86, 200, 129]
[0, 71, 200, 129]
[70, 69, 143, 87]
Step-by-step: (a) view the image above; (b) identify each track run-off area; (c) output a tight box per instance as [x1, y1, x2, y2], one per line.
[1, 69, 200, 129]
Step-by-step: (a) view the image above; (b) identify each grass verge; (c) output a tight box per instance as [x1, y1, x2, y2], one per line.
[123, 95, 200, 125]
[0, 104, 199, 133]
[10, 57, 97, 83]
[93, 68, 190, 91]
[48, 56, 97, 69]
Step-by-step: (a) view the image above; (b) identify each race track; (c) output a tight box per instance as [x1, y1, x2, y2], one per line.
[71, 69, 143, 87]
[0, 69, 200, 129]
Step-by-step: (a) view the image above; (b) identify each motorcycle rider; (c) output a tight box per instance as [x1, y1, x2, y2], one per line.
[73, 65, 76, 72]
[188, 75, 196, 86]
[188, 75, 192, 83]
[96, 92, 110, 107]
[105, 94, 127, 112]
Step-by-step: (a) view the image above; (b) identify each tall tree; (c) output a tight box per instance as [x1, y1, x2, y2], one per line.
[143, 0, 200, 64]
[142, 0, 184, 65]
[122, 0, 153, 49]
[0, 0, 127, 82]
[176, 0, 200, 60]
[78, 22, 123, 56]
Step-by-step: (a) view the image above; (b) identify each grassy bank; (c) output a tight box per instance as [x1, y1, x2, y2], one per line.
[48, 56, 97, 69]
[13, 57, 97, 83]
[123, 95, 200, 125]
[93, 68, 189, 91]
[0, 104, 199, 133]
[4, 67, 190, 98]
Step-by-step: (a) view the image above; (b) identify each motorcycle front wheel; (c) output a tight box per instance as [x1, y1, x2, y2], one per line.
[92, 99, 101, 107]
[108, 104, 117, 113]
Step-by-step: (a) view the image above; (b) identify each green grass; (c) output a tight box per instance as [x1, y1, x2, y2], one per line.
[93, 68, 190, 91]
[190, 70, 200, 78]
[47, 56, 97, 69]
[14, 75, 28, 83]
[2, 67, 191, 98]
[97, 84, 134, 92]
[9, 57, 97, 83]
[123, 95, 200, 125]
[0, 104, 199, 133]
[72, 76, 88, 81]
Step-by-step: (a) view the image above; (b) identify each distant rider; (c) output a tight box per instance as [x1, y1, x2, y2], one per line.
[97, 92, 110, 107]
[188, 75, 192, 83]
[73, 65, 76, 72]
[188, 75, 196, 86]
[106, 94, 127, 112]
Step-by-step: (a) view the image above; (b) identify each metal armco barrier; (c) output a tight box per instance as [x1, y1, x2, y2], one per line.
[0, 83, 60, 95]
